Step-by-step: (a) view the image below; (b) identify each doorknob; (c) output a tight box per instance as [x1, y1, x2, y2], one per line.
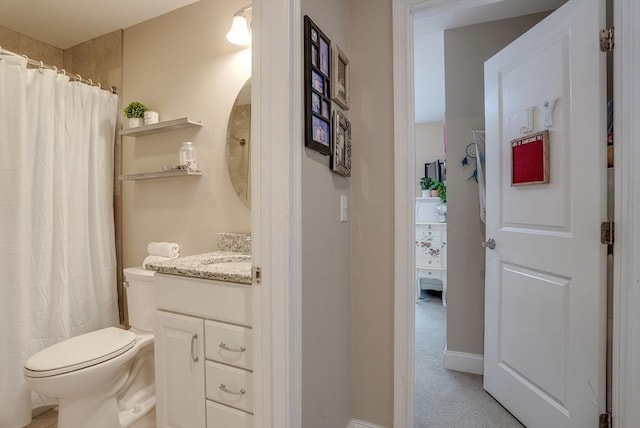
[482, 238, 496, 250]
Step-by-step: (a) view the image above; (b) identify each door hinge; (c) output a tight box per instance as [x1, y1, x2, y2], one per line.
[599, 412, 612, 428]
[600, 28, 614, 53]
[601, 222, 615, 245]
[252, 266, 261, 284]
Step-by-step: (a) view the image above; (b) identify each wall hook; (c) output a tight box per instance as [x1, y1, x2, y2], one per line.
[541, 97, 559, 128]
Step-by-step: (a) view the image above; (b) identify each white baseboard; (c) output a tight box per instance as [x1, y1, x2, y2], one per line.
[347, 418, 387, 428]
[443, 348, 484, 375]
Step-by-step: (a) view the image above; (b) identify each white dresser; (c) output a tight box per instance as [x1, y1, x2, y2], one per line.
[415, 197, 447, 305]
[154, 273, 253, 428]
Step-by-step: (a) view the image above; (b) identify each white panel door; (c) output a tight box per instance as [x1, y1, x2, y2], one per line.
[483, 1, 607, 427]
[155, 311, 206, 428]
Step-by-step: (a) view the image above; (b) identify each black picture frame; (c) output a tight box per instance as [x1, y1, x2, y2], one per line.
[425, 160, 444, 183]
[304, 16, 332, 155]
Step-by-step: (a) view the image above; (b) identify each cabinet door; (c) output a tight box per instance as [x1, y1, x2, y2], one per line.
[155, 311, 206, 428]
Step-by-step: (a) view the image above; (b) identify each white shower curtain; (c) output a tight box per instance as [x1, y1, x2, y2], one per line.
[0, 55, 119, 427]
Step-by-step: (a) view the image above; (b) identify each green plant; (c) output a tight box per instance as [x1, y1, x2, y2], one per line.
[123, 101, 148, 119]
[433, 181, 447, 203]
[419, 177, 433, 191]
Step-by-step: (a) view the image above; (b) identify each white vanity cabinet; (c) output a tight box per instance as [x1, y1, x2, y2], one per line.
[154, 273, 253, 428]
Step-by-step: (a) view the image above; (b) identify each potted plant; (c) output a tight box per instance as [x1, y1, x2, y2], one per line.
[429, 180, 441, 197]
[432, 181, 447, 222]
[123, 101, 148, 128]
[419, 177, 433, 198]
[433, 181, 446, 203]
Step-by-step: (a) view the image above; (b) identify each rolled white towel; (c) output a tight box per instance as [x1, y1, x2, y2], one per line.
[143, 255, 171, 269]
[147, 242, 180, 258]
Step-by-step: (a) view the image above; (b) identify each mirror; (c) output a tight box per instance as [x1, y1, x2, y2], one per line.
[226, 79, 251, 208]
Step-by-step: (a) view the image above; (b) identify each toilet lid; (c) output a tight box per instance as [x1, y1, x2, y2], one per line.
[24, 327, 136, 378]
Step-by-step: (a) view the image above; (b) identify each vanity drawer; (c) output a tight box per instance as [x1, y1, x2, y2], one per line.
[206, 400, 252, 428]
[206, 361, 253, 413]
[155, 274, 252, 326]
[205, 320, 253, 370]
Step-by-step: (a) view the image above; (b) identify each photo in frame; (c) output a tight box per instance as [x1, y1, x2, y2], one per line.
[331, 44, 350, 110]
[331, 108, 351, 177]
[304, 16, 332, 155]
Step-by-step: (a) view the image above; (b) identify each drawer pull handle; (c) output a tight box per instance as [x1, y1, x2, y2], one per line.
[219, 342, 246, 353]
[191, 334, 199, 363]
[219, 384, 246, 395]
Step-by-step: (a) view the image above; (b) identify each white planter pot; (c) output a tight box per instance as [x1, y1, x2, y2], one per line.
[421, 189, 430, 198]
[128, 117, 143, 128]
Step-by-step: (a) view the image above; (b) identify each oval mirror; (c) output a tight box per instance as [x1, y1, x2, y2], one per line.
[226, 79, 251, 208]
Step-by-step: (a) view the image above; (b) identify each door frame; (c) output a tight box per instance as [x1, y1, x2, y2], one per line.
[611, 1, 640, 425]
[392, 0, 640, 426]
[252, 0, 302, 427]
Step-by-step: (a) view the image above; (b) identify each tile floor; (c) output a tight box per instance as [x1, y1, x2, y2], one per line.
[26, 407, 156, 428]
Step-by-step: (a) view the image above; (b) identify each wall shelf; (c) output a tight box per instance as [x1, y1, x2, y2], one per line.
[119, 117, 203, 137]
[120, 170, 203, 181]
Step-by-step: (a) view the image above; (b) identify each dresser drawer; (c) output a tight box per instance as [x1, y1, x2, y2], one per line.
[417, 268, 443, 281]
[205, 320, 253, 370]
[155, 274, 252, 326]
[206, 361, 253, 413]
[206, 400, 252, 428]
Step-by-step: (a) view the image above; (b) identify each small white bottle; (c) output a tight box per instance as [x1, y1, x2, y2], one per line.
[179, 142, 198, 171]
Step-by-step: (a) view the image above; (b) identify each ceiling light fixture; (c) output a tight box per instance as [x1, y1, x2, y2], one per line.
[226, 5, 252, 46]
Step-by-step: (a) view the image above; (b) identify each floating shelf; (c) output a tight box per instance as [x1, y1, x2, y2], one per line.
[119, 117, 203, 137]
[119, 169, 203, 181]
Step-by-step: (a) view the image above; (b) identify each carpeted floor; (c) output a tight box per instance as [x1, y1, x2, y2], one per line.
[414, 291, 524, 428]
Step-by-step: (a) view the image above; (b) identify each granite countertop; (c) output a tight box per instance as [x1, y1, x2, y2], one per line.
[146, 251, 252, 284]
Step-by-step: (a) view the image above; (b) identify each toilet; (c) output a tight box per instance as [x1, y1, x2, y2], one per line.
[23, 267, 156, 428]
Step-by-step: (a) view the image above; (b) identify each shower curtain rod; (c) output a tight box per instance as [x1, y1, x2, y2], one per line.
[0, 46, 117, 94]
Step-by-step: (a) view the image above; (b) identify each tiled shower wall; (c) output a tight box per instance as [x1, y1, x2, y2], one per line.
[0, 26, 125, 324]
[0, 26, 63, 66]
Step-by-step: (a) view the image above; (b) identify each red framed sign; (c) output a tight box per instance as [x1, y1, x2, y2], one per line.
[510, 130, 550, 186]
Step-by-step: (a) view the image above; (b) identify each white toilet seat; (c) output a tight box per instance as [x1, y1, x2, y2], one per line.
[24, 327, 136, 378]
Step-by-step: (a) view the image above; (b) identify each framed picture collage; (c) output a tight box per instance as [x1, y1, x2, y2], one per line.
[304, 15, 351, 177]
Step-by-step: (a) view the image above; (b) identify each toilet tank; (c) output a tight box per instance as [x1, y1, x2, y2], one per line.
[123, 267, 156, 332]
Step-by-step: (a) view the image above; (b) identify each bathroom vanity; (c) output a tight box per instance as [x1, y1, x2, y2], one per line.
[149, 251, 253, 428]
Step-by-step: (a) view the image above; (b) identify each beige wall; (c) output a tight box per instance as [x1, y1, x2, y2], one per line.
[415, 121, 445, 196]
[348, 0, 395, 426]
[121, 0, 251, 267]
[443, 12, 549, 355]
[300, 1, 352, 427]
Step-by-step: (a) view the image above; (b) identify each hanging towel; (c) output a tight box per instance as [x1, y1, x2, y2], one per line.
[147, 242, 180, 258]
[142, 255, 172, 269]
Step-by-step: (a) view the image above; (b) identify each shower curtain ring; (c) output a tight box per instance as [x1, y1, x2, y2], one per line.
[61, 69, 66, 76]
[97, 82, 102, 89]
[52, 65, 57, 72]
[88, 79, 93, 86]
[39, 61, 44, 73]
[76, 74, 81, 83]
